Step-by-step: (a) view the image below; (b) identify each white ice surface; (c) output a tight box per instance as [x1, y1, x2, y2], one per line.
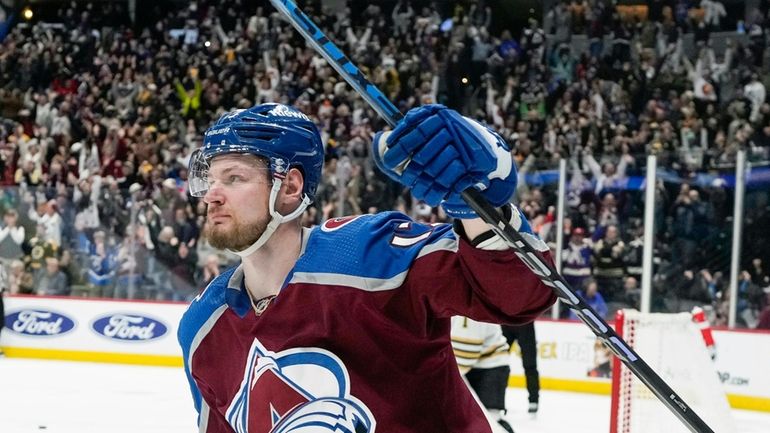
[0, 358, 768, 433]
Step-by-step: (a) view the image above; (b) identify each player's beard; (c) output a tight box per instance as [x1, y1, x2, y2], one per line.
[205, 214, 269, 252]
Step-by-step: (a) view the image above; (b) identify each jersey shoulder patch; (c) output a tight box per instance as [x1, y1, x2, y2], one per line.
[290, 212, 458, 290]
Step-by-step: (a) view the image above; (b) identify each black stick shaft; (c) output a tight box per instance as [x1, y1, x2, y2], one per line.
[270, 1, 715, 432]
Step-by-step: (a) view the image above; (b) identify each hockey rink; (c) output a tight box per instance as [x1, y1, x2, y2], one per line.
[1, 358, 768, 433]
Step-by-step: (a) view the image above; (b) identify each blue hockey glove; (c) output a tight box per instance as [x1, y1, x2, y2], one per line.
[372, 104, 517, 218]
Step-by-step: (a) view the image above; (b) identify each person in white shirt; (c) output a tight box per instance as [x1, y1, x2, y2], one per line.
[28, 200, 62, 248]
[744, 73, 767, 123]
[0, 209, 25, 265]
[701, 0, 726, 30]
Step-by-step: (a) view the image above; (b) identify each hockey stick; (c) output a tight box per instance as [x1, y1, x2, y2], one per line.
[269, 1, 714, 432]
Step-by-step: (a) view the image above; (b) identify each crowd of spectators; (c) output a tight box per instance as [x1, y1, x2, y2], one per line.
[0, 0, 768, 328]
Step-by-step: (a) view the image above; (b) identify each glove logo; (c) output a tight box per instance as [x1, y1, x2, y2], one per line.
[225, 339, 375, 433]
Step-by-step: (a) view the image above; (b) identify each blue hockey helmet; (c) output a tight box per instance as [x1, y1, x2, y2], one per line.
[189, 103, 324, 201]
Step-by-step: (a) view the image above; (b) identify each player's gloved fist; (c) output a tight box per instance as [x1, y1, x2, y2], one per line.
[372, 104, 517, 218]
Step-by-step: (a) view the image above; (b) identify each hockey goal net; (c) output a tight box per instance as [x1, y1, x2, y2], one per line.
[609, 309, 735, 433]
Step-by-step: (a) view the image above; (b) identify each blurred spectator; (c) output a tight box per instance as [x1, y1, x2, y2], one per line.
[169, 241, 198, 301]
[149, 226, 181, 300]
[672, 269, 714, 310]
[392, 1, 414, 37]
[7, 260, 27, 295]
[0, 209, 25, 265]
[562, 226, 593, 291]
[701, 1, 727, 30]
[748, 258, 767, 285]
[545, 1, 572, 46]
[114, 224, 150, 299]
[731, 269, 768, 327]
[86, 230, 117, 295]
[28, 199, 62, 248]
[570, 279, 608, 320]
[757, 288, 770, 330]
[198, 254, 221, 288]
[174, 70, 203, 120]
[34, 257, 69, 296]
[622, 225, 644, 282]
[592, 225, 625, 301]
[744, 73, 767, 124]
[621, 276, 641, 310]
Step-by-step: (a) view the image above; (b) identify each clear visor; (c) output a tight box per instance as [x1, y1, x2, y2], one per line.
[188, 150, 275, 197]
[188, 149, 210, 197]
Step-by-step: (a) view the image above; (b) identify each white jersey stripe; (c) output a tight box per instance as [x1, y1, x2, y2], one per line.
[290, 270, 409, 292]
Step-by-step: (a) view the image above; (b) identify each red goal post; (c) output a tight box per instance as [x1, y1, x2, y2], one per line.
[609, 309, 735, 433]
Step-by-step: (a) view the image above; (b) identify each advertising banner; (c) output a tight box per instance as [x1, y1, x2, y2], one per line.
[2, 295, 187, 366]
[508, 320, 770, 411]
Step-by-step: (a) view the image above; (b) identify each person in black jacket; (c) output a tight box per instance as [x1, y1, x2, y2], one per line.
[501, 322, 540, 415]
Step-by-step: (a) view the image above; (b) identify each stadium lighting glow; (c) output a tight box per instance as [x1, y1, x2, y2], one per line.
[461, 77, 468, 84]
[22, 7, 33, 20]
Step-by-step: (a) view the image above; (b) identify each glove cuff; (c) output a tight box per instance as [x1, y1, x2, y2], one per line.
[471, 204, 519, 250]
[443, 205, 477, 219]
[371, 130, 402, 184]
[456, 204, 549, 252]
[451, 204, 518, 250]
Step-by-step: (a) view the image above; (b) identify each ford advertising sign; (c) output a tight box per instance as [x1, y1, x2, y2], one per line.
[91, 313, 168, 342]
[6, 309, 76, 336]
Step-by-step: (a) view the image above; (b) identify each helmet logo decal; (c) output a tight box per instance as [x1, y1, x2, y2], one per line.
[272, 158, 288, 174]
[268, 105, 311, 121]
[205, 126, 231, 137]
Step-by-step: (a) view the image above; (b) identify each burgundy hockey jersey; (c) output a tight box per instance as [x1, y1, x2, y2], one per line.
[178, 211, 555, 433]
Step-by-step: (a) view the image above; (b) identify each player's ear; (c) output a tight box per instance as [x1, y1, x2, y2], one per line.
[280, 167, 304, 204]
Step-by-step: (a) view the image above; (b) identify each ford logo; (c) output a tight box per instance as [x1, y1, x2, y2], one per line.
[91, 313, 168, 342]
[6, 309, 76, 336]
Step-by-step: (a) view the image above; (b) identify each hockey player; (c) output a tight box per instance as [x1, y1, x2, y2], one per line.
[502, 321, 541, 415]
[178, 103, 555, 433]
[451, 316, 515, 433]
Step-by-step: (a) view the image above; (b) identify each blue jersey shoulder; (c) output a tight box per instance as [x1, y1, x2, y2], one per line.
[177, 266, 238, 416]
[177, 266, 236, 356]
[293, 212, 458, 284]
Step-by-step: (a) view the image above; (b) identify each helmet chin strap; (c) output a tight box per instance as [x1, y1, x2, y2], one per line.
[228, 179, 311, 258]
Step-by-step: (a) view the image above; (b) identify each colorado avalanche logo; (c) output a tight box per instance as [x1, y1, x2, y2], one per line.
[321, 216, 362, 232]
[226, 339, 375, 433]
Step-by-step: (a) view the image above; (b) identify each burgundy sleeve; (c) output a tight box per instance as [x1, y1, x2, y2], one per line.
[408, 235, 557, 325]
